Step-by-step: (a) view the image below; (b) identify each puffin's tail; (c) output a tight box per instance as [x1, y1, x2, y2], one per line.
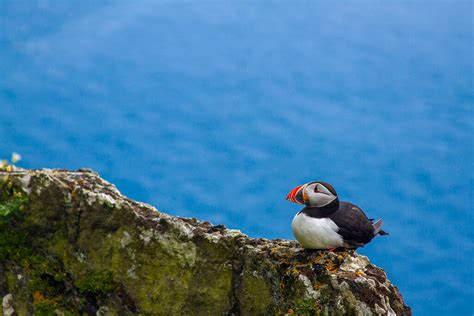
[373, 219, 388, 236]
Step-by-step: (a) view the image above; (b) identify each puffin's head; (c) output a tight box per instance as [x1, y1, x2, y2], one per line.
[286, 181, 338, 207]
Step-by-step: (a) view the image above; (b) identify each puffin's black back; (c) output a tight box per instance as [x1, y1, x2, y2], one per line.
[328, 202, 375, 248]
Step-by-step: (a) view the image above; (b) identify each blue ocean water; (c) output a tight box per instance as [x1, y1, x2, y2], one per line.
[0, 1, 472, 314]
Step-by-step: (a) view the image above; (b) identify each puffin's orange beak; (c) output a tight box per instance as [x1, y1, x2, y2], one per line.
[286, 184, 305, 204]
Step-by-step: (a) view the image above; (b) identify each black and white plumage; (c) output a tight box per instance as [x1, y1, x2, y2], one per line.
[286, 181, 387, 249]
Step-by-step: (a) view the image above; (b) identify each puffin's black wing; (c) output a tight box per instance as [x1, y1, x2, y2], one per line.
[329, 202, 375, 248]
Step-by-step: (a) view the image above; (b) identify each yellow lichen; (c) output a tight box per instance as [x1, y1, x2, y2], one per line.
[326, 262, 338, 273]
[32, 291, 60, 314]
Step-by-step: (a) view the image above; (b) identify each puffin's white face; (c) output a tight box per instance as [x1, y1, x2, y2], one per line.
[303, 183, 337, 207]
[286, 181, 338, 207]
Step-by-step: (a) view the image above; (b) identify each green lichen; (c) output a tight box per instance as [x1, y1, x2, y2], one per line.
[181, 258, 232, 315]
[76, 270, 116, 294]
[239, 272, 273, 315]
[290, 299, 320, 316]
[0, 179, 74, 315]
[0, 227, 28, 260]
[0, 186, 29, 260]
[25, 256, 65, 295]
[32, 291, 60, 316]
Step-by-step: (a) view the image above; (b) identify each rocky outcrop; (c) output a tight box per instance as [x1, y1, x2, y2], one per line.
[0, 168, 410, 315]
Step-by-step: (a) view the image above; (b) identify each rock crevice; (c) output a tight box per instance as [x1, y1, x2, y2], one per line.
[0, 169, 411, 315]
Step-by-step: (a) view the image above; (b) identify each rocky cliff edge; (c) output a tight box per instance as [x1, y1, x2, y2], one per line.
[0, 168, 410, 315]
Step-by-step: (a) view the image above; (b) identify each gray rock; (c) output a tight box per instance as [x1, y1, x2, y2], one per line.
[2, 294, 14, 316]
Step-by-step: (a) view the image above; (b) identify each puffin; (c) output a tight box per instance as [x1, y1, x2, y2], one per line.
[286, 181, 387, 250]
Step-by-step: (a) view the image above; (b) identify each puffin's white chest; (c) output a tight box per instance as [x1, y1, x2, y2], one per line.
[291, 212, 344, 249]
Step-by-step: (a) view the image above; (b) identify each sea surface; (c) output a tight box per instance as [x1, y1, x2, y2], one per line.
[0, 1, 472, 314]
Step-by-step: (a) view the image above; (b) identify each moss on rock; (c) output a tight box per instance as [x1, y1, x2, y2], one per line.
[76, 270, 115, 294]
